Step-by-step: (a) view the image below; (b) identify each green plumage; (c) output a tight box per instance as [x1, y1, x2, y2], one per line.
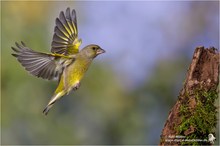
[11, 8, 105, 115]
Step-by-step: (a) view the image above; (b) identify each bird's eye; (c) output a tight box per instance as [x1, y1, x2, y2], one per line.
[92, 47, 96, 51]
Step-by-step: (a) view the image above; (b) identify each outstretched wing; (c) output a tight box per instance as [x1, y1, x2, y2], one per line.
[12, 42, 65, 80]
[51, 8, 81, 55]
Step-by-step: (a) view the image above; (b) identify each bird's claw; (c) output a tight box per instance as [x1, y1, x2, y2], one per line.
[73, 82, 80, 90]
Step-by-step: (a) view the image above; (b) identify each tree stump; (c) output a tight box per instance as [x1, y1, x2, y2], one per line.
[160, 46, 219, 145]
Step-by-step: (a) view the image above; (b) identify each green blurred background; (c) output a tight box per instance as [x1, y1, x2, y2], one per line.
[1, 1, 219, 145]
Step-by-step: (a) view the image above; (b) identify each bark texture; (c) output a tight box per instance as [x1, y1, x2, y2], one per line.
[160, 47, 219, 145]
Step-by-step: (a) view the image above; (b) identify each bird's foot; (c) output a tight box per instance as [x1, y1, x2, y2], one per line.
[66, 82, 80, 95]
[73, 82, 81, 90]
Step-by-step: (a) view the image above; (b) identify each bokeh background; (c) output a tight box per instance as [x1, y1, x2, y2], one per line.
[1, 1, 219, 145]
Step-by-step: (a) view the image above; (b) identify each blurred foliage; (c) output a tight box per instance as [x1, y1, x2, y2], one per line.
[1, 1, 219, 145]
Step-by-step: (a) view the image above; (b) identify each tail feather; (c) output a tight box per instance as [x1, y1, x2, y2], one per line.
[43, 105, 52, 116]
[43, 92, 64, 115]
[43, 101, 55, 115]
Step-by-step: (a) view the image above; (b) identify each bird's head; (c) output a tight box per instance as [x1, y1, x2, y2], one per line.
[81, 44, 105, 59]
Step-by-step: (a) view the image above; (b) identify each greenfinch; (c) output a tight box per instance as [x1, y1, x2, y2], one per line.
[12, 8, 105, 115]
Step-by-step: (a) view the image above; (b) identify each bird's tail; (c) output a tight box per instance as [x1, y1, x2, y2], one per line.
[43, 92, 65, 115]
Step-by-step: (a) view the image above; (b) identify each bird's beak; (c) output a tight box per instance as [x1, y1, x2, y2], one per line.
[96, 48, 106, 55]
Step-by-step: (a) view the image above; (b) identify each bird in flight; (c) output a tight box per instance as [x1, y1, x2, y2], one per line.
[12, 8, 105, 115]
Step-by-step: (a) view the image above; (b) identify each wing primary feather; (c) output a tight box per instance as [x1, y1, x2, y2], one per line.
[25, 60, 49, 72]
[21, 41, 26, 46]
[15, 42, 22, 49]
[64, 8, 75, 34]
[52, 41, 67, 47]
[71, 9, 77, 35]
[53, 34, 68, 44]
[54, 27, 68, 40]
[65, 7, 71, 21]
[59, 11, 73, 35]
[56, 18, 71, 38]
[72, 10, 77, 26]
[18, 58, 48, 66]
[11, 47, 20, 53]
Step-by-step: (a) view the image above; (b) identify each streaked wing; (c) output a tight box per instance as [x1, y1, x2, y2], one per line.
[12, 42, 64, 80]
[51, 8, 81, 55]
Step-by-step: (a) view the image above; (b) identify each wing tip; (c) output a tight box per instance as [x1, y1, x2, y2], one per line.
[71, 9, 76, 16]
[66, 7, 70, 13]
[11, 46, 18, 52]
[11, 53, 18, 57]
[21, 41, 26, 46]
